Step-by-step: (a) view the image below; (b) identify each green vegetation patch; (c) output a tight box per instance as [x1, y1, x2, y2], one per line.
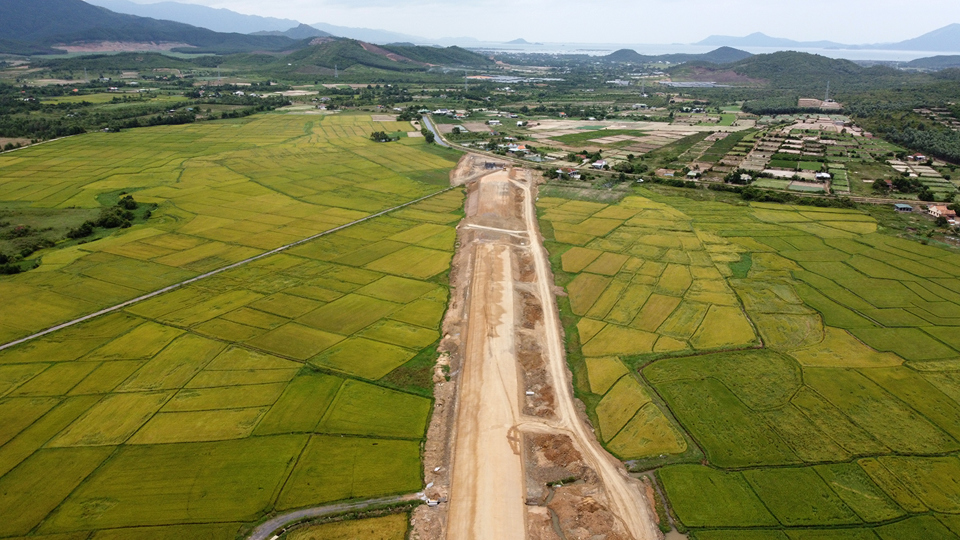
[317, 380, 431, 439]
[659, 465, 778, 528]
[276, 435, 421, 510]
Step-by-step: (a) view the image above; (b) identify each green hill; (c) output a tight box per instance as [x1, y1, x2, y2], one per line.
[605, 46, 752, 65]
[277, 39, 492, 73]
[668, 51, 907, 92]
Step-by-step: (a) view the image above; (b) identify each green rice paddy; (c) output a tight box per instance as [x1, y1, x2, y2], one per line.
[0, 112, 463, 539]
[540, 187, 960, 538]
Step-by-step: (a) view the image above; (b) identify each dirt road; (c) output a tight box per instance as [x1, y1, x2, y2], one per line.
[446, 237, 527, 539]
[511, 174, 660, 540]
[444, 167, 659, 540]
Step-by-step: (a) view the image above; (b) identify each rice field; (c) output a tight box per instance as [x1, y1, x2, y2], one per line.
[0, 113, 464, 538]
[0, 112, 459, 343]
[540, 187, 960, 538]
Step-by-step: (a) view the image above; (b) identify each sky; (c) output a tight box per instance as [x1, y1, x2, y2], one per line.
[126, 0, 960, 44]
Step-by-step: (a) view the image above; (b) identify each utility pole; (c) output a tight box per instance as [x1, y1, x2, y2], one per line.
[335, 64, 338, 79]
[825, 81, 830, 102]
[217, 65, 221, 83]
[464, 71, 468, 92]
[83, 67, 88, 81]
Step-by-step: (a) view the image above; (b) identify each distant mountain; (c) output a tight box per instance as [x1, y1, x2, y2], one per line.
[696, 32, 846, 49]
[604, 47, 752, 65]
[84, 0, 300, 33]
[0, 0, 299, 54]
[253, 24, 332, 40]
[696, 24, 960, 52]
[905, 55, 960, 70]
[85, 0, 437, 47]
[309, 23, 428, 45]
[507, 39, 529, 44]
[885, 23, 960, 51]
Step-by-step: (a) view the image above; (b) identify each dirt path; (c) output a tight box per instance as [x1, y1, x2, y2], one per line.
[511, 175, 660, 540]
[443, 167, 660, 540]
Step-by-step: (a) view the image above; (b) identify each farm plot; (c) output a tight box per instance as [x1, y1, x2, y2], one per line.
[0, 112, 460, 342]
[0, 148, 463, 537]
[540, 186, 960, 537]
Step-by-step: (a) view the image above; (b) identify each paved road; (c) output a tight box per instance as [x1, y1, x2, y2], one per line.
[0, 187, 454, 352]
[421, 115, 452, 148]
[247, 493, 422, 540]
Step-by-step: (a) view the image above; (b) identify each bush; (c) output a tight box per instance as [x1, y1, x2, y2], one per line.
[67, 221, 94, 239]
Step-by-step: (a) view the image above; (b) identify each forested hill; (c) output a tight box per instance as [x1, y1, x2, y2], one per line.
[604, 46, 752, 65]
[669, 51, 911, 93]
[275, 40, 493, 73]
[0, 0, 298, 54]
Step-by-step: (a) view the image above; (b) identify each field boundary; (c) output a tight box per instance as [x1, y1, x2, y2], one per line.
[0, 186, 456, 352]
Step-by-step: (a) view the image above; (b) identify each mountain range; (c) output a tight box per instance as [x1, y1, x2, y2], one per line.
[85, 0, 434, 45]
[83, 0, 299, 34]
[698, 24, 960, 52]
[0, 0, 298, 54]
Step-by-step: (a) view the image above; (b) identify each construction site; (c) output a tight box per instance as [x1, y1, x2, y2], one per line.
[410, 155, 661, 540]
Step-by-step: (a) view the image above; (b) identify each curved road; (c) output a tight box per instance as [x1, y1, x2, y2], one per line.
[421, 115, 452, 148]
[247, 493, 422, 540]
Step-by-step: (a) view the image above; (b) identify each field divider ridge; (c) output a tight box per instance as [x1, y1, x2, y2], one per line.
[0, 186, 456, 352]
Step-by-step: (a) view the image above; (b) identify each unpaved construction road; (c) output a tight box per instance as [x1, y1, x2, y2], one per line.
[443, 161, 660, 540]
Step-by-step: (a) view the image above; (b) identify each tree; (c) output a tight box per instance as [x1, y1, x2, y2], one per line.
[918, 187, 936, 202]
[872, 179, 890, 193]
[937, 215, 949, 227]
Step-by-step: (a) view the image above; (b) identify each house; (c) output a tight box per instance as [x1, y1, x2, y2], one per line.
[556, 168, 581, 180]
[686, 170, 700, 179]
[894, 204, 914, 213]
[909, 154, 928, 162]
[928, 205, 957, 219]
[815, 172, 832, 181]
[632, 104, 649, 110]
[559, 112, 568, 118]
[487, 119, 502, 126]
[656, 169, 677, 177]
[592, 160, 607, 169]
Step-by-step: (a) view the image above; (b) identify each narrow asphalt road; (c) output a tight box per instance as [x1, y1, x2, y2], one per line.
[247, 493, 422, 540]
[421, 115, 451, 148]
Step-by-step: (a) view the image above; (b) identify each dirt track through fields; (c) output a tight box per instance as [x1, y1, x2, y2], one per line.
[446, 239, 527, 539]
[443, 161, 659, 540]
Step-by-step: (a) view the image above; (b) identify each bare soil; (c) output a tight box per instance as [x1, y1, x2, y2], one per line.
[417, 157, 660, 539]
